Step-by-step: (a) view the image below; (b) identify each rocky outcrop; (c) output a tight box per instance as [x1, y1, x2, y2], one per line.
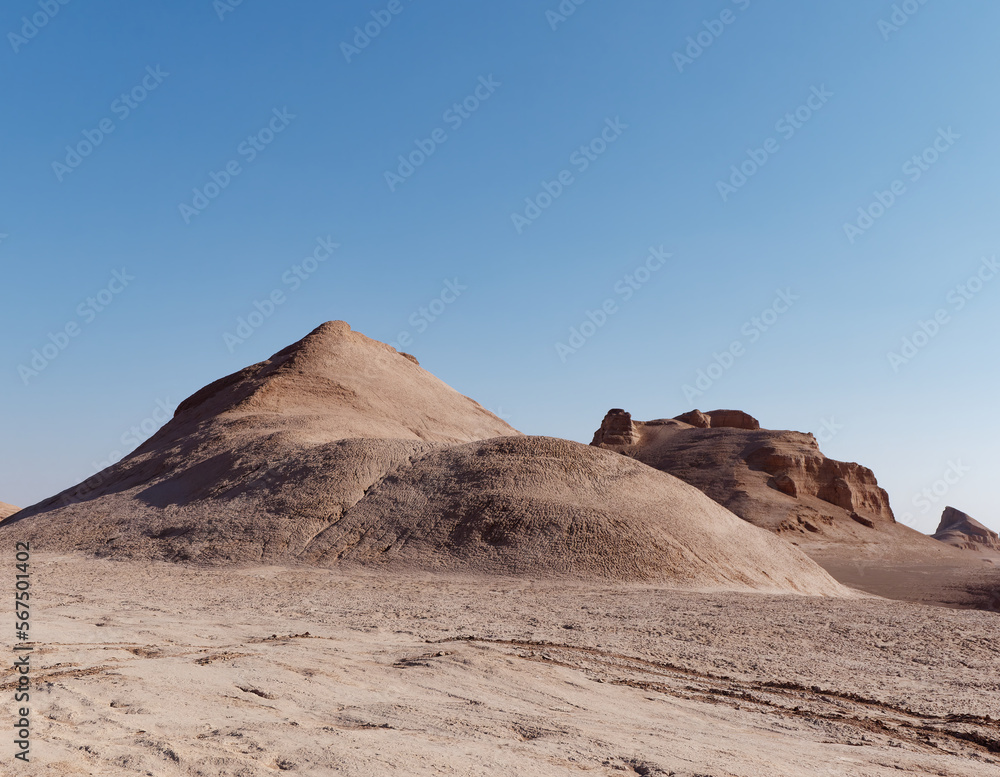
[674, 409, 760, 430]
[591, 408, 896, 546]
[707, 410, 760, 430]
[591, 409, 641, 446]
[673, 410, 711, 428]
[744, 444, 892, 519]
[0, 503, 19, 520]
[933, 507, 1000, 553]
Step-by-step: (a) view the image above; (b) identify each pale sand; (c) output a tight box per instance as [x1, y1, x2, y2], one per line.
[6, 554, 999, 776]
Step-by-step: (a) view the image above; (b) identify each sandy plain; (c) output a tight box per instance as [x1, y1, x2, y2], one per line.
[4, 554, 999, 776]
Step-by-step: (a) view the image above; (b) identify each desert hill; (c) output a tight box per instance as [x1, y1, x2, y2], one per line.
[163, 319, 517, 443]
[304, 435, 845, 593]
[934, 506, 1000, 554]
[1, 322, 517, 562]
[0, 502, 19, 520]
[0, 323, 847, 594]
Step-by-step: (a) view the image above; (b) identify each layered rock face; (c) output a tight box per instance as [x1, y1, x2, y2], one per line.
[743, 443, 892, 528]
[933, 507, 1000, 553]
[590, 409, 640, 445]
[591, 408, 896, 543]
[673, 409, 760, 430]
[0, 503, 19, 520]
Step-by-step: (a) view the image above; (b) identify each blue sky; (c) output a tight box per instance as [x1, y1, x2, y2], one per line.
[2, 0, 997, 534]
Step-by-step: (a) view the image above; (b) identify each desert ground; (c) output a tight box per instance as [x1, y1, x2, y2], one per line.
[6, 554, 999, 777]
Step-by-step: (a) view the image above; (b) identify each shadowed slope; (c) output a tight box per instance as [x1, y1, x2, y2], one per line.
[305, 436, 849, 595]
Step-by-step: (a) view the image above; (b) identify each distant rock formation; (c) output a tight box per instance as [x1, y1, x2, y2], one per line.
[591, 409, 640, 446]
[673, 409, 711, 428]
[933, 507, 1000, 553]
[591, 408, 896, 545]
[674, 409, 760, 430]
[0, 503, 19, 520]
[593, 408, 762, 446]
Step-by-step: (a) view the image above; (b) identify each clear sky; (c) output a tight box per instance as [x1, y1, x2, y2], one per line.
[2, 0, 997, 535]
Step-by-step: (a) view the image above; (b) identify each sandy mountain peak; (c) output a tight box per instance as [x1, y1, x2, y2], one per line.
[167, 320, 518, 443]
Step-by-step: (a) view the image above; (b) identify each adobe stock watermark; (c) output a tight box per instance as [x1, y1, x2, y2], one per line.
[843, 127, 959, 244]
[681, 289, 798, 403]
[509, 117, 628, 234]
[815, 416, 844, 445]
[673, 0, 751, 73]
[52, 66, 169, 182]
[488, 405, 514, 423]
[341, 0, 412, 64]
[214, 0, 247, 22]
[8, 0, 72, 54]
[178, 107, 295, 224]
[877, 0, 932, 41]
[385, 75, 501, 192]
[388, 279, 467, 351]
[717, 85, 833, 201]
[17, 269, 136, 385]
[895, 459, 972, 527]
[223, 236, 339, 352]
[546, 0, 588, 31]
[886, 255, 998, 372]
[78, 398, 177, 483]
[554, 246, 670, 362]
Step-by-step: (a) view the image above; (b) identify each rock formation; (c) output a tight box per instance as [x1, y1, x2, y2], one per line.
[933, 507, 1000, 553]
[674, 409, 760, 430]
[591, 408, 896, 544]
[0, 502, 19, 520]
[0, 323, 846, 594]
[589, 408, 639, 445]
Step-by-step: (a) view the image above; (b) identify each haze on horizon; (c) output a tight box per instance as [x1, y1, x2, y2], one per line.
[2, 0, 998, 535]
